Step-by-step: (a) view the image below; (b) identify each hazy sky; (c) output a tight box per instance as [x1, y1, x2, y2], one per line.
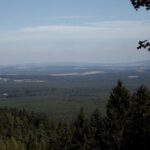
[0, 0, 150, 65]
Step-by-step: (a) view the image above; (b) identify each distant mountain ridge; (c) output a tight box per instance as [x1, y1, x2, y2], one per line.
[0, 60, 150, 75]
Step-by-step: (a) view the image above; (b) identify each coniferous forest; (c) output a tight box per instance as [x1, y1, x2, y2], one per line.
[0, 81, 149, 150]
[0, 0, 150, 149]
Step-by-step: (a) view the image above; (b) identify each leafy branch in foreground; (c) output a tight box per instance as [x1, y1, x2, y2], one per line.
[131, 0, 150, 10]
[130, 0, 150, 52]
[137, 40, 150, 51]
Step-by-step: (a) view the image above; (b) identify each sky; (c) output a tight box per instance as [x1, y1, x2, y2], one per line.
[0, 0, 150, 66]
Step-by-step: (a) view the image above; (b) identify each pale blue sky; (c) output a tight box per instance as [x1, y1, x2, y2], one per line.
[0, 0, 150, 65]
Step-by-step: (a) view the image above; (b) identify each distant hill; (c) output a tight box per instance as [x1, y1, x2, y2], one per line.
[0, 60, 150, 75]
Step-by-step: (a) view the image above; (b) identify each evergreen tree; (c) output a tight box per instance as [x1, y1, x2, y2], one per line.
[122, 85, 150, 150]
[71, 108, 91, 150]
[0, 82, 149, 150]
[106, 80, 130, 150]
[90, 109, 104, 150]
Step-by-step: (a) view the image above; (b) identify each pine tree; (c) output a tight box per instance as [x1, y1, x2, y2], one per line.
[70, 108, 90, 150]
[90, 109, 104, 150]
[122, 85, 150, 150]
[106, 80, 130, 150]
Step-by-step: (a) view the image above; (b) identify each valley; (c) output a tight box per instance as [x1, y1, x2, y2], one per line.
[0, 61, 150, 120]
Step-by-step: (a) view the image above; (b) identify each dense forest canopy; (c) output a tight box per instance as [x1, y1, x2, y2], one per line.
[0, 82, 149, 150]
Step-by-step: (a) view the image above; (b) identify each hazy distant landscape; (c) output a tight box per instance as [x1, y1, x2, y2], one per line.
[0, 61, 150, 119]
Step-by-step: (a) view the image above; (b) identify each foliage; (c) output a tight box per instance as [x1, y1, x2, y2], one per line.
[106, 81, 130, 150]
[137, 40, 150, 51]
[121, 85, 150, 150]
[0, 81, 149, 149]
[131, 0, 150, 10]
[130, 0, 150, 51]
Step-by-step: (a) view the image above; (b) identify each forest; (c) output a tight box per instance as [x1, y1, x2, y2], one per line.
[0, 80, 149, 150]
[0, 0, 150, 149]
[0, 66, 150, 120]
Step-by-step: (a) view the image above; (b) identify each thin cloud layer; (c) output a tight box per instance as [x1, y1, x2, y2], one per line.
[0, 20, 149, 43]
[0, 20, 150, 65]
[46, 16, 93, 19]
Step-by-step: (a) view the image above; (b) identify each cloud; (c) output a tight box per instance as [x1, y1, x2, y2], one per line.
[20, 25, 98, 33]
[0, 20, 150, 65]
[46, 16, 93, 19]
[87, 20, 150, 38]
[0, 20, 149, 43]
